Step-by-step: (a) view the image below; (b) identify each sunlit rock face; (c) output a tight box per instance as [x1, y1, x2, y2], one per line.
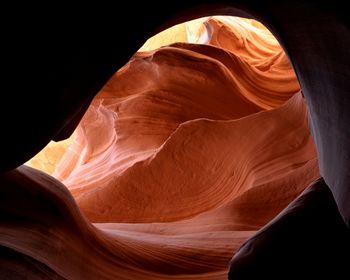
[4, 16, 321, 279]
[53, 16, 311, 223]
[26, 16, 298, 176]
[25, 134, 75, 175]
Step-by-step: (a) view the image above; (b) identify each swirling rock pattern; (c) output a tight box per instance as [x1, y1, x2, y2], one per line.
[2, 17, 320, 279]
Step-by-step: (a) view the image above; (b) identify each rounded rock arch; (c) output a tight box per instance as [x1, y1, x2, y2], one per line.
[1, 1, 349, 278]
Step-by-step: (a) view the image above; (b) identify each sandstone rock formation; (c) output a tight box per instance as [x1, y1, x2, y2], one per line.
[0, 16, 326, 279]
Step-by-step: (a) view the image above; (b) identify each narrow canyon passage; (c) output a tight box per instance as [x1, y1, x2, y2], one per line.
[3, 16, 321, 279]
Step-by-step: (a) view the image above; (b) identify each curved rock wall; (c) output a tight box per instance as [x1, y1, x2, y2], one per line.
[0, 17, 322, 279]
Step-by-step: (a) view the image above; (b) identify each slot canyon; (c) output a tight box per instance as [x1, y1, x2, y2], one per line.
[1, 1, 349, 279]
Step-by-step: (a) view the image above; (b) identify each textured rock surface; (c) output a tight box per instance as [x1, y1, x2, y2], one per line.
[50, 17, 312, 224]
[1, 2, 350, 278]
[1, 1, 349, 226]
[0, 17, 325, 279]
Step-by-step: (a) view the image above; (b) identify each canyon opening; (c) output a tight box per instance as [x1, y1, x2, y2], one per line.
[5, 15, 326, 279]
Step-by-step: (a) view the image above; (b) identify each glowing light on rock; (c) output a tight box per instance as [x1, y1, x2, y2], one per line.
[14, 16, 321, 279]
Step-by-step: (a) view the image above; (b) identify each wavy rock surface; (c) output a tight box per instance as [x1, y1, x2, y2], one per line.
[2, 17, 320, 279]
